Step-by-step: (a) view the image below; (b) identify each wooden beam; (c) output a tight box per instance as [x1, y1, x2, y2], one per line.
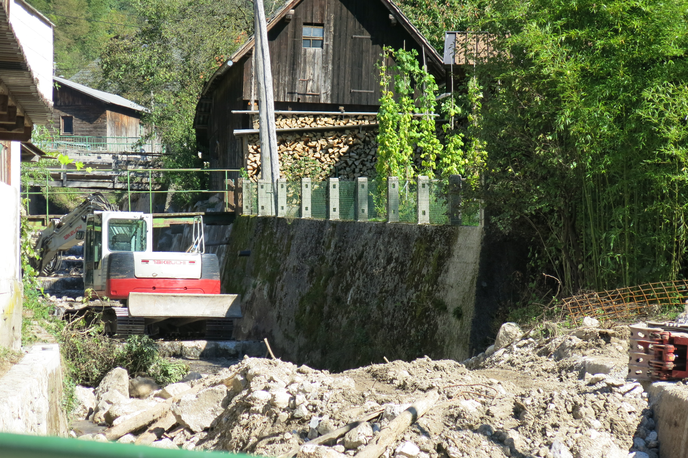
[0, 94, 8, 114]
[0, 125, 31, 141]
[0, 105, 17, 124]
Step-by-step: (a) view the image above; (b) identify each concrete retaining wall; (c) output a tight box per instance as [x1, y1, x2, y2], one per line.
[0, 344, 67, 436]
[223, 216, 483, 371]
[649, 382, 688, 458]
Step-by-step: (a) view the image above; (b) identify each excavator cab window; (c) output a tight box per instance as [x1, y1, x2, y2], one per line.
[108, 219, 147, 252]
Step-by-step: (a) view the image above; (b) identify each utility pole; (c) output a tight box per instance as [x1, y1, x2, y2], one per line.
[254, 0, 280, 215]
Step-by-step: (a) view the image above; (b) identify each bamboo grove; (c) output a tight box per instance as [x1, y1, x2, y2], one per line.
[467, 0, 688, 295]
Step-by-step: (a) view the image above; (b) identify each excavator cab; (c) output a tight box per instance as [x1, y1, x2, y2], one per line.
[84, 211, 153, 295]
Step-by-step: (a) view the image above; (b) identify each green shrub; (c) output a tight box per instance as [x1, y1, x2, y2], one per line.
[60, 316, 188, 387]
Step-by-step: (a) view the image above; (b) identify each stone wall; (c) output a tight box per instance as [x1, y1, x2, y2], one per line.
[223, 216, 483, 371]
[0, 344, 67, 436]
[247, 114, 378, 181]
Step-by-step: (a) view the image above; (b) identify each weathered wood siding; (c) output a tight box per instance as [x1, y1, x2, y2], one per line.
[209, 61, 248, 189]
[241, 0, 435, 106]
[107, 109, 139, 137]
[52, 85, 142, 138]
[51, 86, 107, 137]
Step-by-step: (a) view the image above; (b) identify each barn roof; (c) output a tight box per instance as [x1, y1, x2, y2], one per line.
[54, 76, 148, 113]
[200, 0, 444, 98]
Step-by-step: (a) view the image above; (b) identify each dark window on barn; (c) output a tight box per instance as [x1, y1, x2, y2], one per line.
[61, 116, 73, 134]
[303, 25, 324, 48]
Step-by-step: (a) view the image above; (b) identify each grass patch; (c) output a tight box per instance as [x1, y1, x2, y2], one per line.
[0, 346, 23, 379]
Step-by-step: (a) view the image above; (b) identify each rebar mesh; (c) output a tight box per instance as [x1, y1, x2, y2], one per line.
[429, 180, 449, 225]
[339, 181, 356, 221]
[398, 180, 418, 223]
[563, 280, 688, 321]
[311, 181, 327, 219]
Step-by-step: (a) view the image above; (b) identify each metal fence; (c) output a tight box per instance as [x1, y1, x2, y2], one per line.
[242, 176, 481, 226]
[23, 168, 240, 225]
[37, 136, 164, 153]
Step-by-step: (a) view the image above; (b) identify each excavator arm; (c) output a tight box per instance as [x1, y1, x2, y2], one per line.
[33, 193, 117, 274]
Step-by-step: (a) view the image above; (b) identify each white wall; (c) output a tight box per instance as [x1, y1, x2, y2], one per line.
[0, 182, 21, 350]
[9, 0, 53, 103]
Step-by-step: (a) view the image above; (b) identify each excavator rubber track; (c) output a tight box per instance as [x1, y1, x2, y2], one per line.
[629, 321, 688, 381]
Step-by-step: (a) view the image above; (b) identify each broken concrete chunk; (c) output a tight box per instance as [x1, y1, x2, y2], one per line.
[157, 382, 191, 400]
[171, 385, 228, 433]
[117, 434, 136, 444]
[271, 389, 291, 408]
[73, 386, 96, 420]
[582, 317, 600, 328]
[550, 440, 573, 458]
[151, 438, 178, 449]
[95, 367, 129, 402]
[395, 441, 420, 458]
[298, 444, 347, 458]
[344, 421, 373, 449]
[494, 322, 524, 350]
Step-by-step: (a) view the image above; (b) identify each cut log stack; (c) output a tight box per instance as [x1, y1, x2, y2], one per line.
[246, 114, 378, 181]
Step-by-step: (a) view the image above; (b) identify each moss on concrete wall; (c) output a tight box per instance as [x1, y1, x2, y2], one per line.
[223, 216, 482, 371]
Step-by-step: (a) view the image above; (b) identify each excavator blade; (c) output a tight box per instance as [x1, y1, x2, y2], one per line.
[127, 292, 242, 319]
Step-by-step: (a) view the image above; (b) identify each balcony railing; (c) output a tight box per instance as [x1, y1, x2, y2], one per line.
[38, 136, 164, 153]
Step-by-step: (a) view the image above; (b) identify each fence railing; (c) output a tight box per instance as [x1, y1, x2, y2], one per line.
[241, 175, 481, 226]
[37, 136, 164, 153]
[23, 168, 241, 225]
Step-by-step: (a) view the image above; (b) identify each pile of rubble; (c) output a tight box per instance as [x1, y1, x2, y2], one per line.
[72, 320, 658, 458]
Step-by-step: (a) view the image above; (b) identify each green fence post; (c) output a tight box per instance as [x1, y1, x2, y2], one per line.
[127, 170, 131, 211]
[225, 170, 229, 212]
[45, 172, 50, 226]
[149, 169, 153, 214]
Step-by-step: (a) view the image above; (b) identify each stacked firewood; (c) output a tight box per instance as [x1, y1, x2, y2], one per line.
[246, 115, 378, 181]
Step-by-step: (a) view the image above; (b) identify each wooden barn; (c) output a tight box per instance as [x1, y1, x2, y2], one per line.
[194, 0, 445, 187]
[51, 76, 148, 141]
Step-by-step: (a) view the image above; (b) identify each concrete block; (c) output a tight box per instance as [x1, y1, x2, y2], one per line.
[258, 179, 274, 216]
[417, 176, 430, 224]
[356, 177, 368, 221]
[302, 178, 312, 218]
[0, 344, 67, 436]
[387, 177, 399, 222]
[328, 178, 339, 220]
[95, 367, 129, 402]
[277, 178, 288, 217]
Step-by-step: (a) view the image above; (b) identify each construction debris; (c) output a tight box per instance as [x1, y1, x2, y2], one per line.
[72, 321, 661, 458]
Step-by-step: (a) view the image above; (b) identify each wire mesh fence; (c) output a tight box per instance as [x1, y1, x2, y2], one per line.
[243, 177, 481, 226]
[311, 181, 328, 220]
[339, 181, 356, 221]
[563, 280, 688, 321]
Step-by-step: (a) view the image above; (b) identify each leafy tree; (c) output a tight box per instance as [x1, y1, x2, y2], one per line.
[99, 0, 253, 193]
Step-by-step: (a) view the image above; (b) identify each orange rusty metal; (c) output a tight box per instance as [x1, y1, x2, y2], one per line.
[563, 280, 688, 321]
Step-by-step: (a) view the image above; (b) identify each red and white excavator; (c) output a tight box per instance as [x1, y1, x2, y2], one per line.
[33, 193, 241, 338]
